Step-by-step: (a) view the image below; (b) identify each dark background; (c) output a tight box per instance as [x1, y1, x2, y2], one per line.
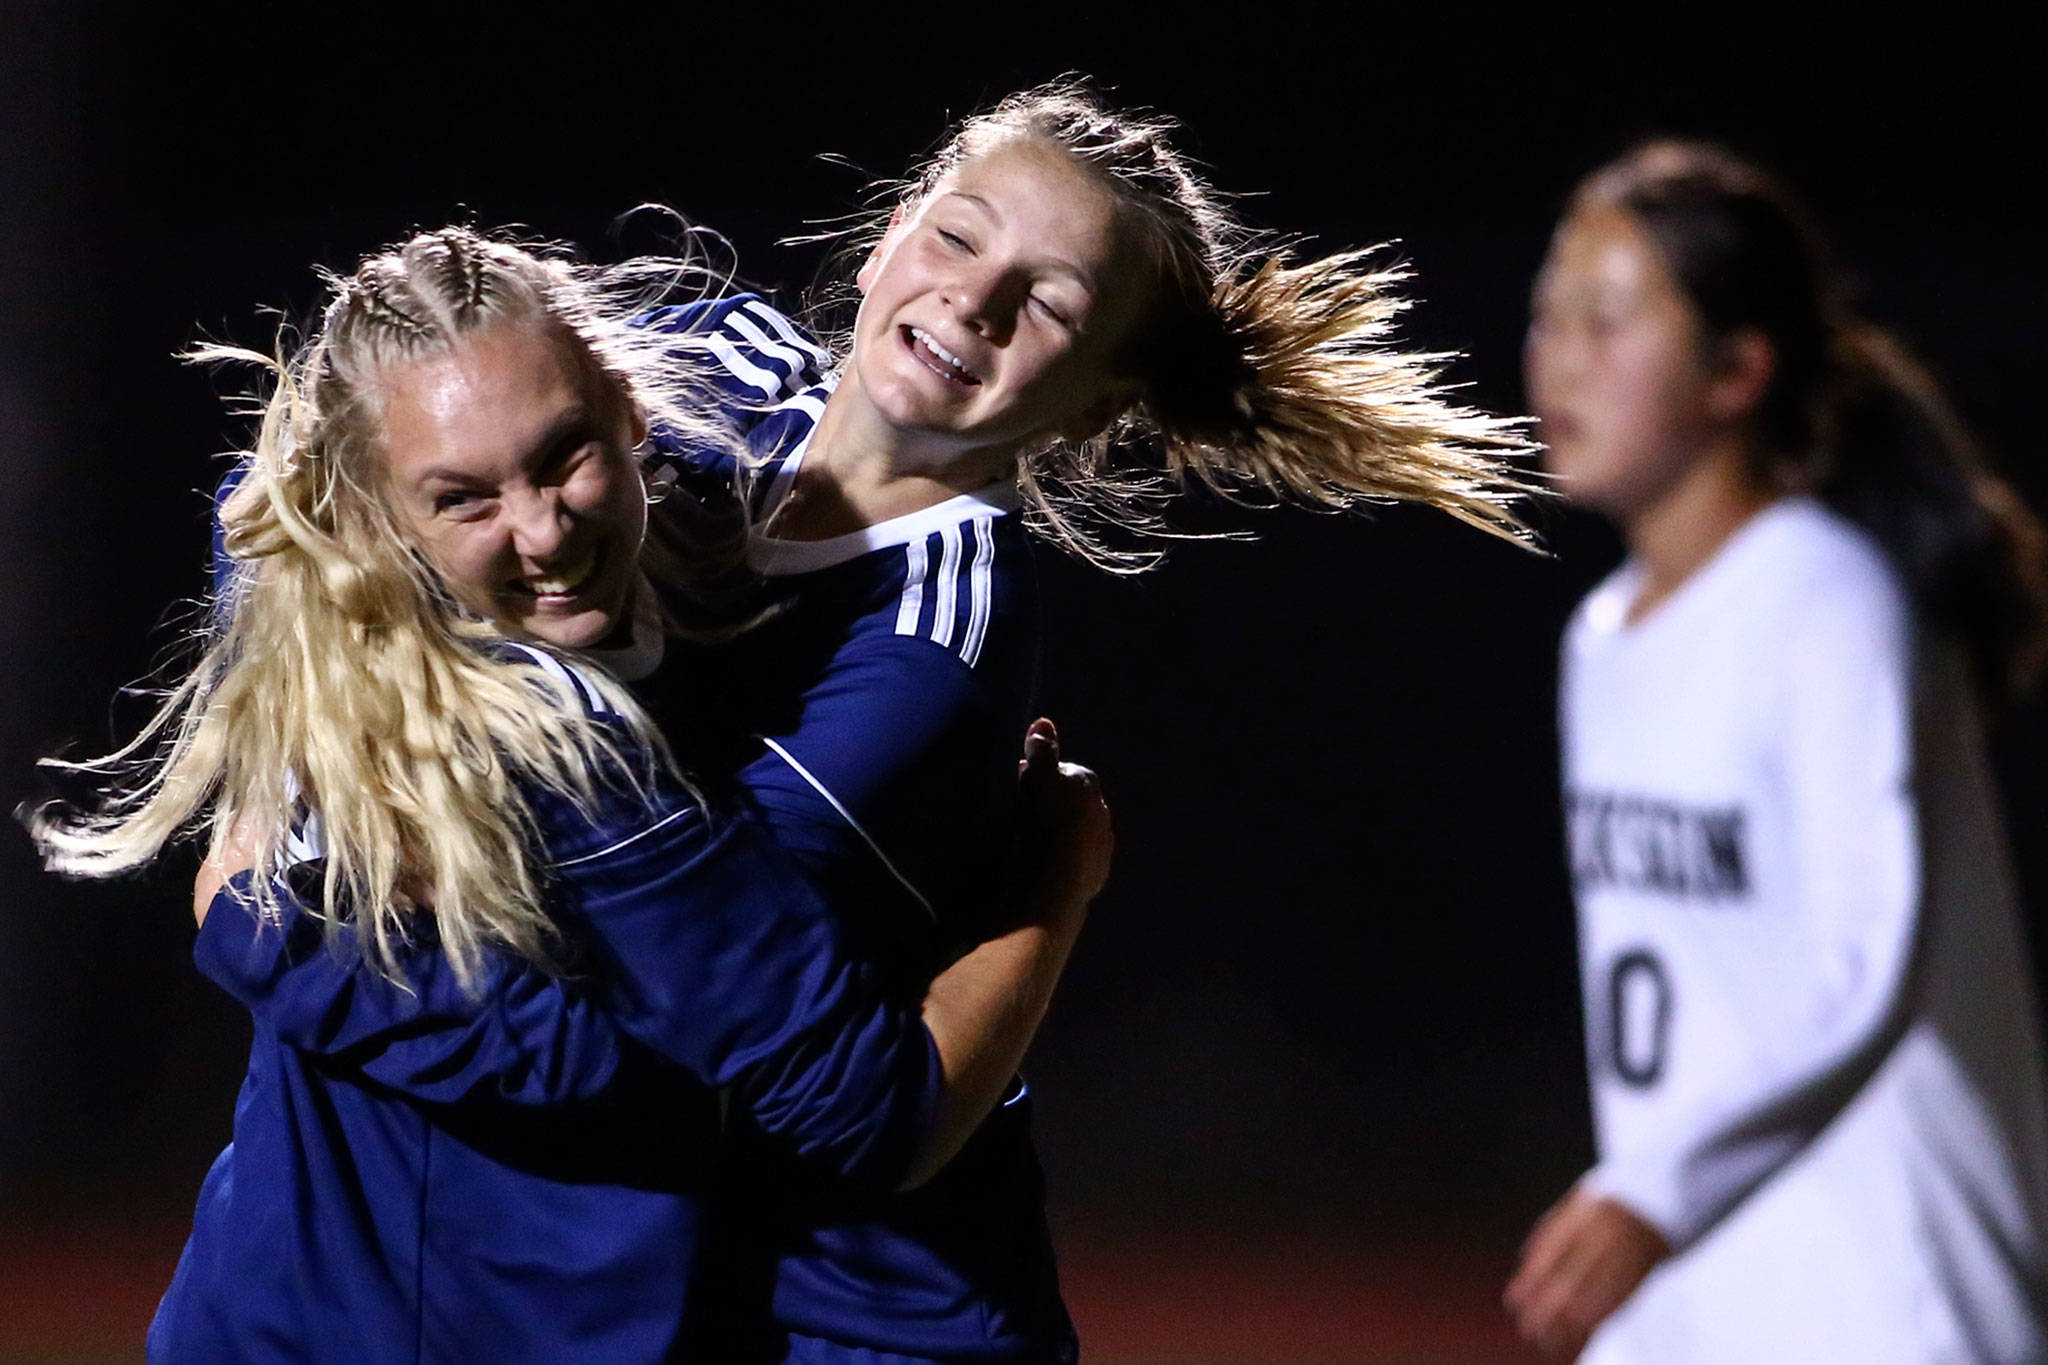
[3, 4, 2043, 1359]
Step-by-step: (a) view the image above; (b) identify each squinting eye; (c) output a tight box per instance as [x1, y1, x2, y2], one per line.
[936, 229, 971, 252]
[434, 491, 488, 517]
[1029, 295, 1070, 326]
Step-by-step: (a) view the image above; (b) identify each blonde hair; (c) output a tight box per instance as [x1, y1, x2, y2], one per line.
[28, 227, 734, 993]
[817, 80, 1539, 570]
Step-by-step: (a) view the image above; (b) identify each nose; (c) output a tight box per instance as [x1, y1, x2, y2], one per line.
[504, 486, 571, 562]
[943, 261, 1023, 345]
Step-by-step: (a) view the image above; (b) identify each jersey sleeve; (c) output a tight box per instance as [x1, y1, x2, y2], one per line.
[550, 790, 943, 1183]
[196, 782, 940, 1187]
[735, 630, 1019, 935]
[1586, 562, 1921, 1250]
[634, 293, 830, 483]
[632, 293, 829, 410]
[195, 876, 629, 1108]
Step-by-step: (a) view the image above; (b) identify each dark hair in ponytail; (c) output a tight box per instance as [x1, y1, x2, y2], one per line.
[1576, 140, 2048, 704]
[814, 79, 1537, 571]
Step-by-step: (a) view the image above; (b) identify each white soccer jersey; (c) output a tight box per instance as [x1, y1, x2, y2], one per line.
[1563, 497, 2048, 1363]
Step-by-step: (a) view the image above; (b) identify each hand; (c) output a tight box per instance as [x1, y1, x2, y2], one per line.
[193, 811, 264, 928]
[1505, 1185, 1669, 1359]
[1013, 718, 1113, 916]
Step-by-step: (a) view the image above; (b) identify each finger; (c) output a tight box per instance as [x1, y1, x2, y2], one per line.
[1567, 1238, 1649, 1344]
[1022, 717, 1060, 767]
[1522, 1226, 1609, 1358]
[1518, 1196, 1584, 1288]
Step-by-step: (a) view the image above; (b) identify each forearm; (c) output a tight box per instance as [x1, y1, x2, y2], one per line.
[197, 874, 625, 1105]
[901, 908, 1084, 1189]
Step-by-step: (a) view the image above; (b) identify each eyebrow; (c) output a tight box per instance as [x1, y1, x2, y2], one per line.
[413, 407, 597, 488]
[936, 190, 1099, 296]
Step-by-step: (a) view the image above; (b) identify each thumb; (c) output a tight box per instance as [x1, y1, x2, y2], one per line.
[1021, 718, 1060, 772]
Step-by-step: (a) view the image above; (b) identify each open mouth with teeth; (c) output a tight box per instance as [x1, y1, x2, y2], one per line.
[510, 542, 605, 604]
[904, 325, 982, 387]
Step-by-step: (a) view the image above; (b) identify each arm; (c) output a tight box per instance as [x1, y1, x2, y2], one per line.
[521, 731, 1105, 1186]
[632, 293, 829, 499]
[904, 720, 1107, 1187]
[195, 876, 627, 1107]
[730, 631, 1021, 937]
[196, 724, 1108, 1186]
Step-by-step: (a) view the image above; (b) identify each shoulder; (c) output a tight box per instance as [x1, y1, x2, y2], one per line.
[495, 640, 632, 725]
[1747, 499, 1908, 642]
[763, 508, 1038, 678]
[632, 293, 831, 407]
[880, 512, 1035, 672]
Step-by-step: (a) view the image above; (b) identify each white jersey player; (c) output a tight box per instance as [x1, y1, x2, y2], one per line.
[1508, 140, 2048, 1363]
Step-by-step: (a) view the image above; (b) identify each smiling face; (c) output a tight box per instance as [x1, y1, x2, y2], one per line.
[847, 139, 1148, 469]
[1525, 207, 1726, 520]
[374, 320, 647, 649]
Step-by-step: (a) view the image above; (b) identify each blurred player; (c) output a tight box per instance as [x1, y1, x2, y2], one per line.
[1506, 141, 2048, 1361]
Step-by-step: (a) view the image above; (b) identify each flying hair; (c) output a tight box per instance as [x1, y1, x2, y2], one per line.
[26, 226, 739, 993]
[808, 79, 1539, 570]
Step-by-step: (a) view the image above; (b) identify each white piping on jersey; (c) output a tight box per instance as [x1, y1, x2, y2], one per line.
[895, 537, 928, 636]
[504, 642, 606, 717]
[703, 332, 783, 398]
[930, 524, 963, 649]
[748, 483, 1022, 577]
[759, 736, 937, 922]
[746, 375, 1023, 577]
[272, 640, 643, 875]
[720, 309, 811, 396]
[736, 299, 830, 372]
[758, 396, 825, 512]
[961, 517, 995, 668]
[549, 802, 698, 870]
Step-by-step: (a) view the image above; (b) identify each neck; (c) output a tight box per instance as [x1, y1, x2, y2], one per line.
[774, 373, 1019, 541]
[1621, 439, 1774, 625]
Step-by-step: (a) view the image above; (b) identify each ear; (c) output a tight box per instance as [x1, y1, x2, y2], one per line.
[1704, 328, 1775, 424]
[855, 206, 910, 297]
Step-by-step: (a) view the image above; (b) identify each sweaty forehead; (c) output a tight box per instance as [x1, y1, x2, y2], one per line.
[376, 322, 597, 478]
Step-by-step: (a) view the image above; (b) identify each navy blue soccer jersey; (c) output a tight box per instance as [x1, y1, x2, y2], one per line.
[630, 301, 1069, 1360]
[169, 651, 945, 1363]
[192, 296, 1075, 1362]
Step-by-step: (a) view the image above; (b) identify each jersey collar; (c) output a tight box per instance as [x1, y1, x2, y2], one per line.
[747, 375, 1022, 577]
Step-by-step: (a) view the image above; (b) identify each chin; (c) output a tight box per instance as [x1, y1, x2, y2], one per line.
[526, 596, 630, 651]
[1546, 449, 1624, 513]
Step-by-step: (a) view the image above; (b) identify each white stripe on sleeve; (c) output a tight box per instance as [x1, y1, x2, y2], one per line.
[703, 333, 781, 397]
[720, 309, 807, 392]
[960, 516, 995, 667]
[505, 643, 605, 717]
[740, 298, 831, 370]
[930, 524, 963, 649]
[895, 536, 929, 636]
